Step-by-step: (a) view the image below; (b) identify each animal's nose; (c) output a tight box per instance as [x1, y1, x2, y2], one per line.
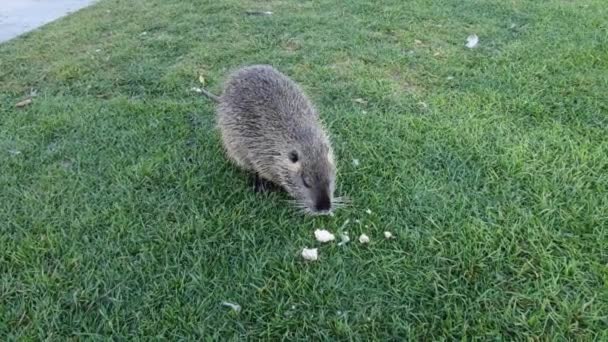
[314, 192, 331, 212]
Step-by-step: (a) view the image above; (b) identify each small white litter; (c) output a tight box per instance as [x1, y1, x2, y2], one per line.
[365, 209, 372, 215]
[301, 248, 318, 261]
[314, 229, 335, 243]
[384, 231, 394, 239]
[359, 234, 370, 244]
[221, 301, 241, 312]
[466, 34, 479, 48]
[14, 98, 32, 107]
[352, 159, 360, 167]
[245, 10, 273, 16]
[337, 233, 350, 247]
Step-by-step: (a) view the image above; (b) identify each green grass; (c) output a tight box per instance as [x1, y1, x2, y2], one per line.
[1, 0, 607, 339]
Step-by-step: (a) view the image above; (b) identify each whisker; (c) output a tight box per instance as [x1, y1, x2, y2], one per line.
[332, 197, 350, 209]
[333, 196, 351, 204]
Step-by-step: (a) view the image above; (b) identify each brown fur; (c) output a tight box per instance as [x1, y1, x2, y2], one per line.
[201, 65, 338, 214]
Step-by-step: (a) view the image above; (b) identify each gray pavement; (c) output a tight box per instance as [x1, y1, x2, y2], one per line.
[0, 0, 97, 43]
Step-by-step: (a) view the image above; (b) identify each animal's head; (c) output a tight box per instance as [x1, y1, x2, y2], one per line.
[280, 133, 338, 215]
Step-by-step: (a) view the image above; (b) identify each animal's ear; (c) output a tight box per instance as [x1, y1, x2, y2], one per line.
[288, 150, 299, 163]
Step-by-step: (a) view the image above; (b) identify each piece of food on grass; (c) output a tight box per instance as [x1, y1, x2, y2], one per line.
[314, 229, 335, 243]
[359, 234, 370, 244]
[301, 248, 318, 261]
[466, 34, 479, 48]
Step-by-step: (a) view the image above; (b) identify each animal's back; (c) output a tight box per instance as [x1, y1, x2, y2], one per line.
[217, 65, 318, 173]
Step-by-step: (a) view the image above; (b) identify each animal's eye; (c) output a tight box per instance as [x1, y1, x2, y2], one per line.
[288, 151, 299, 163]
[301, 175, 312, 188]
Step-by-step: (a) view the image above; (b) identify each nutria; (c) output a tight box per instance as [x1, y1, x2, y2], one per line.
[198, 65, 339, 214]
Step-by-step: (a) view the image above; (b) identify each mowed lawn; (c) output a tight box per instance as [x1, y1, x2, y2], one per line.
[1, 0, 607, 339]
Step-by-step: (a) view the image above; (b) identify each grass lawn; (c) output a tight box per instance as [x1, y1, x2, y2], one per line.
[1, 0, 607, 339]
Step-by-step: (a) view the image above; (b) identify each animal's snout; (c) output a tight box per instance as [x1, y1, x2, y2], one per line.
[314, 191, 331, 212]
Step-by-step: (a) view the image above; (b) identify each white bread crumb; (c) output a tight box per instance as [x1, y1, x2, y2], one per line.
[301, 248, 318, 261]
[314, 229, 335, 243]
